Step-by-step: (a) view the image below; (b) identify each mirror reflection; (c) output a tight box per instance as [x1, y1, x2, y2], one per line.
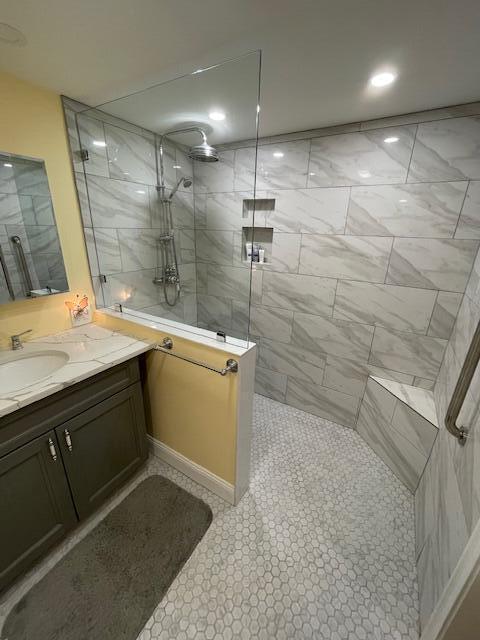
[0, 152, 69, 303]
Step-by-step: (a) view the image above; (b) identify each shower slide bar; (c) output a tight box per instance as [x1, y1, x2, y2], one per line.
[154, 337, 238, 376]
[11, 235, 34, 296]
[0, 245, 15, 300]
[445, 319, 480, 445]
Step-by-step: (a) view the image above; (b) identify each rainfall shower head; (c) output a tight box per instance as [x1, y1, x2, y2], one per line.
[188, 141, 219, 163]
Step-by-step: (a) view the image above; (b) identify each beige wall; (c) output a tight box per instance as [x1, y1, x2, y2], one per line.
[95, 312, 241, 484]
[0, 70, 93, 347]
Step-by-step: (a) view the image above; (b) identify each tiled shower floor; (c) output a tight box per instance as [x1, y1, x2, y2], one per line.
[0, 395, 419, 639]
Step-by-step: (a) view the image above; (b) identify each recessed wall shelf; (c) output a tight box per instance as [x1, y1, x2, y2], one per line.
[242, 198, 275, 219]
[241, 226, 273, 264]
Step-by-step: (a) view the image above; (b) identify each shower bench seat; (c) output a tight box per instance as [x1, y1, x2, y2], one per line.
[357, 376, 439, 493]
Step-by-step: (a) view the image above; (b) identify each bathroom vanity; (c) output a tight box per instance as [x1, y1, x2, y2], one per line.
[0, 325, 152, 592]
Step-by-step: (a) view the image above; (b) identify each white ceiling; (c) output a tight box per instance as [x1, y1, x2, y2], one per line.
[1, 0, 480, 141]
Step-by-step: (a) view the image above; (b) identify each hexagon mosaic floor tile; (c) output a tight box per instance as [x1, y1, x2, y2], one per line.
[1, 394, 419, 639]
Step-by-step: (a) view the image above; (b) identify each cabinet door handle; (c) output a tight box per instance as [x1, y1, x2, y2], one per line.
[48, 438, 58, 461]
[64, 429, 73, 452]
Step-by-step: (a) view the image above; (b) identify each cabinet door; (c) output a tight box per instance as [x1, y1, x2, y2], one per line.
[0, 432, 77, 592]
[56, 384, 147, 519]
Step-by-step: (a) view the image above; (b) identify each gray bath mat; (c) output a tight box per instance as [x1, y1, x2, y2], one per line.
[3, 475, 212, 640]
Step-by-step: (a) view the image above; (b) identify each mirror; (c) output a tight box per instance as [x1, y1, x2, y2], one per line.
[0, 152, 69, 304]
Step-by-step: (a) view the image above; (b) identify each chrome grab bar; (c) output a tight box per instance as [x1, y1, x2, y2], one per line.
[154, 337, 238, 376]
[445, 319, 480, 444]
[10, 235, 34, 296]
[0, 245, 15, 300]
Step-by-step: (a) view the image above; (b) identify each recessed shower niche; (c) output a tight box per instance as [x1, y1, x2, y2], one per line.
[241, 197, 275, 264]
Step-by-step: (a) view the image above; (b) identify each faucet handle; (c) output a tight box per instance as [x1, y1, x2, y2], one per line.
[14, 329, 32, 338]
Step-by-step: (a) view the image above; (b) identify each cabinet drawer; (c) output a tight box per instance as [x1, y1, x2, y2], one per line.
[56, 383, 147, 519]
[0, 431, 77, 592]
[0, 357, 141, 459]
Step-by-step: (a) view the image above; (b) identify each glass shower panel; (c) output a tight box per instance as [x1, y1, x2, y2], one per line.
[75, 51, 260, 344]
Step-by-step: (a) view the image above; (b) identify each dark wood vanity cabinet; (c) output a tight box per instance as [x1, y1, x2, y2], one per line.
[0, 357, 148, 592]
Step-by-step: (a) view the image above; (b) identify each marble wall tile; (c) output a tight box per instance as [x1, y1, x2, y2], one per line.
[170, 191, 195, 229]
[87, 176, 151, 228]
[0, 194, 23, 226]
[413, 377, 436, 391]
[104, 124, 156, 185]
[196, 294, 231, 330]
[231, 299, 250, 339]
[249, 305, 293, 343]
[76, 114, 109, 178]
[334, 280, 437, 333]
[257, 337, 326, 385]
[323, 356, 370, 398]
[357, 401, 426, 492]
[266, 187, 349, 234]
[299, 235, 392, 282]
[250, 268, 263, 304]
[178, 229, 196, 264]
[368, 366, 414, 385]
[196, 229, 234, 265]
[449, 293, 480, 368]
[195, 262, 207, 294]
[408, 116, 480, 182]
[391, 402, 438, 457]
[74, 172, 92, 227]
[106, 269, 159, 309]
[24, 226, 61, 254]
[178, 263, 197, 294]
[263, 232, 301, 274]
[83, 227, 99, 277]
[427, 291, 463, 339]
[117, 229, 156, 271]
[346, 182, 467, 238]
[286, 377, 360, 428]
[261, 271, 336, 316]
[293, 312, 374, 361]
[199, 192, 249, 230]
[308, 125, 416, 187]
[387, 237, 479, 292]
[206, 264, 251, 301]
[94, 228, 121, 274]
[370, 327, 447, 379]
[455, 181, 480, 239]
[465, 245, 480, 302]
[234, 141, 310, 190]
[0, 156, 17, 193]
[363, 378, 397, 423]
[255, 366, 287, 402]
[195, 150, 234, 193]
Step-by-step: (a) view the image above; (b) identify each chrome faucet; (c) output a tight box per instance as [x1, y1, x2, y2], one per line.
[11, 329, 32, 350]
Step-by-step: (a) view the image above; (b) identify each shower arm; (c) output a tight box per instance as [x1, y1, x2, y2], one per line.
[157, 126, 207, 190]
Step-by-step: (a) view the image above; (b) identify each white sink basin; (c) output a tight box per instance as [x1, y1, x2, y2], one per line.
[0, 350, 70, 394]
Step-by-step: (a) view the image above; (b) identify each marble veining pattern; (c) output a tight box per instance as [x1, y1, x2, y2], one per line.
[308, 126, 416, 187]
[0, 395, 419, 640]
[0, 324, 151, 417]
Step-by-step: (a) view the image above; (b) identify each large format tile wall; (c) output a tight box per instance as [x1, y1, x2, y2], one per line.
[199, 104, 480, 427]
[62, 97, 198, 324]
[415, 245, 480, 631]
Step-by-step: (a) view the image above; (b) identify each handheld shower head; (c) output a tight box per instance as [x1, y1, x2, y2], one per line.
[167, 176, 193, 200]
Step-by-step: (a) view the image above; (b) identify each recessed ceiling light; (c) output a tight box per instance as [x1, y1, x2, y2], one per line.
[0, 23, 27, 46]
[209, 111, 226, 121]
[384, 136, 399, 144]
[273, 151, 284, 158]
[93, 140, 106, 147]
[358, 169, 371, 179]
[3, 162, 13, 168]
[370, 71, 396, 87]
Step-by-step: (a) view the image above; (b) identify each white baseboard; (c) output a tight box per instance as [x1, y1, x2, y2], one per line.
[148, 436, 235, 505]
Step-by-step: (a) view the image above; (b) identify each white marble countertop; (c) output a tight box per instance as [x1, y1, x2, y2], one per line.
[0, 324, 152, 418]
